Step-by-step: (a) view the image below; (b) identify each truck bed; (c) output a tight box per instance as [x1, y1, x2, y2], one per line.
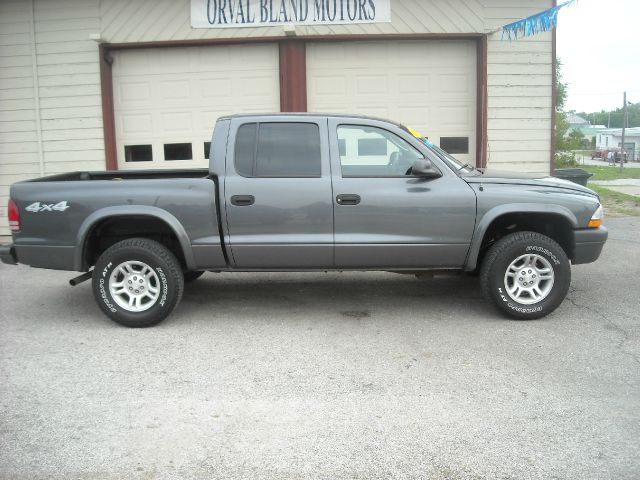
[23, 168, 210, 183]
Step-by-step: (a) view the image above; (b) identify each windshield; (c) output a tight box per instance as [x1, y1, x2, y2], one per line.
[401, 125, 476, 174]
[427, 143, 476, 173]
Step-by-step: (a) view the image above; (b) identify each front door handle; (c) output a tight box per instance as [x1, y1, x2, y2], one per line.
[230, 195, 255, 206]
[336, 194, 361, 205]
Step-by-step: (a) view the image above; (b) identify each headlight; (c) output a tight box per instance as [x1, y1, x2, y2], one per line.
[588, 204, 604, 228]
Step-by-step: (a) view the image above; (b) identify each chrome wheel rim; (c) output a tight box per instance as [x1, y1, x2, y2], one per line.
[504, 254, 554, 305]
[109, 261, 160, 312]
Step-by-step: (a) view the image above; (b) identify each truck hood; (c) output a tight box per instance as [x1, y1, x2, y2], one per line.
[463, 169, 597, 196]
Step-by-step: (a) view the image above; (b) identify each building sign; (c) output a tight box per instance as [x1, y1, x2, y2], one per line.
[191, 0, 391, 28]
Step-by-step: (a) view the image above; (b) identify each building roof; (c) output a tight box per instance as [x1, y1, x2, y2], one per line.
[575, 127, 607, 137]
[567, 113, 590, 126]
[598, 127, 640, 137]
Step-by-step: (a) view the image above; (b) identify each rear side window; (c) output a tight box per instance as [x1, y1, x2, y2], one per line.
[234, 122, 321, 177]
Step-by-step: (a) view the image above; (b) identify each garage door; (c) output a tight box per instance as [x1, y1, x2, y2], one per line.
[112, 44, 280, 170]
[307, 40, 476, 164]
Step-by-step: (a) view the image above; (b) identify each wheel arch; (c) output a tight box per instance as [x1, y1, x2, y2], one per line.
[465, 204, 578, 271]
[75, 206, 194, 271]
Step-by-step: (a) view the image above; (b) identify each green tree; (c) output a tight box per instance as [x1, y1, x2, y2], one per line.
[576, 102, 640, 128]
[556, 58, 567, 111]
[555, 59, 570, 152]
[567, 128, 586, 150]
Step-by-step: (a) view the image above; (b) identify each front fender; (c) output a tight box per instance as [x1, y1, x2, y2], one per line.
[74, 205, 195, 271]
[464, 203, 578, 271]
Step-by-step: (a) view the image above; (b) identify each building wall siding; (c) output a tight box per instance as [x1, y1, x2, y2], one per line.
[0, 0, 553, 235]
[0, 0, 39, 236]
[34, 0, 103, 178]
[0, 0, 103, 235]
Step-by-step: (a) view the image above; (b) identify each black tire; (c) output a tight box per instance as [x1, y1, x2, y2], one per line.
[92, 238, 184, 327]
[480, 231, 571, 320]
[183, 270, 205, 283]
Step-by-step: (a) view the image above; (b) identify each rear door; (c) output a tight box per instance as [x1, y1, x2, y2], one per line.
[224, 116, 334, 268]
[329, 118, 476, 269]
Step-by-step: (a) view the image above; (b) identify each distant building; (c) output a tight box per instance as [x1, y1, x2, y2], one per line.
[574, 126, 608, 142]
[567, 114, 590, 129]
[596, 128, 640, 160]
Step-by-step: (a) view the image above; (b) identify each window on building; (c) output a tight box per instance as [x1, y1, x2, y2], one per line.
[440, 137, 469, 154]
[234, 122, 321, 177]
[124, 145, 152, 162]
[204, 142, 211, 159]
[164, 143, 192, 161]
[337, 125, 423, 177]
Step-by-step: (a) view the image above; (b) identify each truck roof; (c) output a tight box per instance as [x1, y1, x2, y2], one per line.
[218, 112, 403, 127]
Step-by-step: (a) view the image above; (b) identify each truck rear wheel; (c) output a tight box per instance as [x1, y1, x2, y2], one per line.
[480, 231, 571, 320]
[92, 238, 184, 327]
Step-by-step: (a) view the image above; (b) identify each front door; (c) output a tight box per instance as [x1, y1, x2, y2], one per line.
[224, 117, 334, 269]
[329, 118, 477, 269]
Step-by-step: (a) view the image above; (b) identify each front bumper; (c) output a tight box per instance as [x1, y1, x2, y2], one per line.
[0, 243, 18, 265]
[573, 226, 608, 265]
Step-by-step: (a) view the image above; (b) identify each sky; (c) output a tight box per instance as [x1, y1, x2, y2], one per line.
[556, 0, 640, 113]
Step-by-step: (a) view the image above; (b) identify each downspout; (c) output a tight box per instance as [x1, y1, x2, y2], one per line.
[28, 0, 45, 177]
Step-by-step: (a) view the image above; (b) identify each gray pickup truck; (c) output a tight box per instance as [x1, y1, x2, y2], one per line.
[1, 114, 607, 327]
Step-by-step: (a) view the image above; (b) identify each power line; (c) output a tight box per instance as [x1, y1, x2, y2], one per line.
[568, 90, 640, 96]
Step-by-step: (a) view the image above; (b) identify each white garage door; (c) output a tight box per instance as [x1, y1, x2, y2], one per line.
[112, 44, 280, 170]
[307, 40, 476, 164]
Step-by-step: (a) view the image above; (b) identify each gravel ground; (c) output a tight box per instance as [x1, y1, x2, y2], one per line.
[0, 217, 639, 480]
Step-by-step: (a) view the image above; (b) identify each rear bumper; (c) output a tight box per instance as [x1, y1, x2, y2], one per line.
[0, 244, 17, 265]
[573, 226, 608, 265]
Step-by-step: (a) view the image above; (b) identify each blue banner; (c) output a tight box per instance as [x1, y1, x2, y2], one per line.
[502, 0, 576, 41]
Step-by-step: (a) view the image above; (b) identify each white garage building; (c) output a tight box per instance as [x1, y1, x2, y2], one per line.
[0, 0, 555, 235]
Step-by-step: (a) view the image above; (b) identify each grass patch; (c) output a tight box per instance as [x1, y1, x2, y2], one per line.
[588, 184, 640, 216]
[582, 165, 640, 181]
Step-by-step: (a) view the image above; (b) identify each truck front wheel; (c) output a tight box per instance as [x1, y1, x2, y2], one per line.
[480, 231, 571, 320]
[92, 238, 184, 327]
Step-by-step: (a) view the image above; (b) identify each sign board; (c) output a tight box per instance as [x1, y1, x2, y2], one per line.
[191, 0, 391, 28]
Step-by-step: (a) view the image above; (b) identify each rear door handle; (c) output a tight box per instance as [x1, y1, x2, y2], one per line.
[230, 195, 255, 206]
[336, 194, 361, 205]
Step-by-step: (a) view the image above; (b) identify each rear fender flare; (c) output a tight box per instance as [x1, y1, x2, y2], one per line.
[74, 206, 194, 271]
[464, 203, 578, 271]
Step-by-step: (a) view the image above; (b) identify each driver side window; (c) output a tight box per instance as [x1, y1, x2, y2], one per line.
[337, 125, 423, 177]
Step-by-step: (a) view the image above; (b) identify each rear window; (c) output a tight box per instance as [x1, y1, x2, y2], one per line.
[234, 122, 321, 177]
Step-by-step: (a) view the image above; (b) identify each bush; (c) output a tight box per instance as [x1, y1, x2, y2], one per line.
[554, 151, 578, 169]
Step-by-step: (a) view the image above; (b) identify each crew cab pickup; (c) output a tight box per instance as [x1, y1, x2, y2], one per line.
[1, 114, 608, 327]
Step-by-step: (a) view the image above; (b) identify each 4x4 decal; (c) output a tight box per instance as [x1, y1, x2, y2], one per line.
[25, 201, 70, 212]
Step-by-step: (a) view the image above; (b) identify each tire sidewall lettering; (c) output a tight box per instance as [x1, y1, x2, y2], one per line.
[505, 301, 543, 314]
[156, 267, 168, 308]
[525, 245, 560, 266]
[102, 261, 112, 278]
[98, 277, 117, 313]
[498, 285, 545, 313]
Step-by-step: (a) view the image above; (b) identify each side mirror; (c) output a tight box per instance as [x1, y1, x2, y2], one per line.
[410, 159, 442, 179]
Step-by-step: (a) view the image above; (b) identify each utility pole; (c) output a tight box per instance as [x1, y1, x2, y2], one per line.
[620, 91, 627, 173]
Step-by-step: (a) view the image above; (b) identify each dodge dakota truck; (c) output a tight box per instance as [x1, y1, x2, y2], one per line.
[1, 114, 607, 327]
